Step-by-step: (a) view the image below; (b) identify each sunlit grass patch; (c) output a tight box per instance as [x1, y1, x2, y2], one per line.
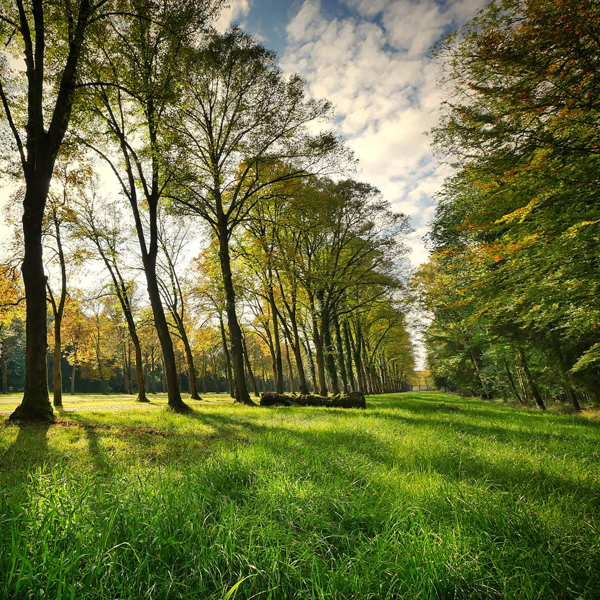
[1, 392, 599, 599]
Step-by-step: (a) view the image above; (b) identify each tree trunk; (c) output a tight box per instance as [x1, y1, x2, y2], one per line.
[217, 224, 254, 404]
[242, 336, 259, 398]
[283, 305, 309, 394]
[343, 322, 356, 392]
[517, 347, 546, 410]
[361, 341, 374, 394]
[516, 366, 530, 405]
[550, 330, 580, 411]
[503, 359, 523, 404]
[350, 323, 366, 393]
[219, 315, 235, 399]
[313, 330, 327, 396]
[123, 342, 132, 394]
[1, 352, 8, 394]
[95, 325, 108, 395]
[469, 350, 489, 399]
[323, 321, 340, 395]
[10, 188, 53, 421]
[133, 335, 148, 401]
[333, 313, 349, 394]
[302, 328, 316, 392]
[284, 342, 296, 393]
[7, 0, 94, 420]
[48, 213, 68, 407]
[267, 285, 284, 394]
[290, 325, 309, 394]
[179, 321, 201, 399]
[142, 250, 188, 411]
[309, 295, 328, 396]
[70, 361, 76, 395]
[53, 324, 63, 407]
[95, 244, 148, 401]
[127, 341, 133, 394]
[144, 361, 150, 394]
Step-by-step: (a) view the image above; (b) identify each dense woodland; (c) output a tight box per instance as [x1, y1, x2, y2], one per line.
[0, 0, 415, 419]
[416, 0, 600, 411]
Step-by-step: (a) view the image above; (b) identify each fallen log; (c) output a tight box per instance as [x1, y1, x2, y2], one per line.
[260, 391, 366, 409]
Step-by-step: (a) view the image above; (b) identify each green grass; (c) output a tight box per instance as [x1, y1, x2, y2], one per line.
[1, 392, 599, 599]
[0, 392, 237, 413]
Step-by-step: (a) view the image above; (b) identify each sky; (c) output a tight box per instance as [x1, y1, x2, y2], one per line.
[214, 0, 489, 267]
[0, 0, 488, 266]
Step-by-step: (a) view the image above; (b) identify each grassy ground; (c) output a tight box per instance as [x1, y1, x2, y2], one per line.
[0, 392, 599, 599]
[0, 392, 237, 413]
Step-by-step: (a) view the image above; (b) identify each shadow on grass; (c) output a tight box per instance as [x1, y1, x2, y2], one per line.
[1, 421, 52, 473]
[37, 398, 600, 516]
[365, 403, 600, 456]
[186, 405, 600, 508]
[3, 398, 600, 598]
[66, 413, 111, 474]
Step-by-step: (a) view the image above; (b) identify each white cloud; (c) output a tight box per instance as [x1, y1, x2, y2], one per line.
[213, 0, 252, 33]
[283, 0, 487, 267]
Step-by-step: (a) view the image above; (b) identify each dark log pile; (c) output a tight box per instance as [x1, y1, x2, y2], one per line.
[260, 391, 366, 409]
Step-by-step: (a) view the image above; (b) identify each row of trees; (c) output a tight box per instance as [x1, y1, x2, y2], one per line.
[0, 172, 415, 403]
[416, 0, 600, 410]
[0, 0, 414, 419]
[0, 290, 298, 398]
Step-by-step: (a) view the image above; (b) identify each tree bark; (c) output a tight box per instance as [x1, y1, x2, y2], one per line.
[550, 330, 580, 411]
[8, 0, 94, 422]
[267, 285, 284, 394]
[274, 273, 309, 394]
[290, 322, 309, 394]
[516, 366, 530, 405]
[53, 324, 63, 407]
[504, 359, 524, 404]
[302, 328, 316, 392]
[94, 244, 148, 402]
[333, 313, 349, 394]
[469, 349, 489, 399]
[217, 224, 254, 404]
[351, 323, 367, 393]
[122, 341, 132, 395]
[517, 347, 546, 410]
[49, 209, 68, 408]
[242, 336, 259, 397]
[343, 322, 356, 392]
[323, 319, 340, 395]
[70, 361, 76, 395]
[178, 320, 201, 399]
[133, 336, 148, 401]
[11, 187, 53, 421]
[309, 294, 328, 396]
[1, 352, 8, 394]
[284, 342, 296, 393]
[94, 319, 108, 395]
[142, 247, 188, 411]
[219, 315, 235, 399]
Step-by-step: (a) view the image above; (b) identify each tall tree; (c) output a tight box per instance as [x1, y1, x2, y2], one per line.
[73, 191, 149, 402]
[0, 0, 115, 420]
[81, 0, 222, 411]
[169, 29, 345, 404]
[156, 212, 202, 399]
[44, 161, 90, 406]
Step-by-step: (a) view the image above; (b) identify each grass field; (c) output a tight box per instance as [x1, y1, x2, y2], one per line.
[0, 392, 237, 413]
[1, 392, 599, 599]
